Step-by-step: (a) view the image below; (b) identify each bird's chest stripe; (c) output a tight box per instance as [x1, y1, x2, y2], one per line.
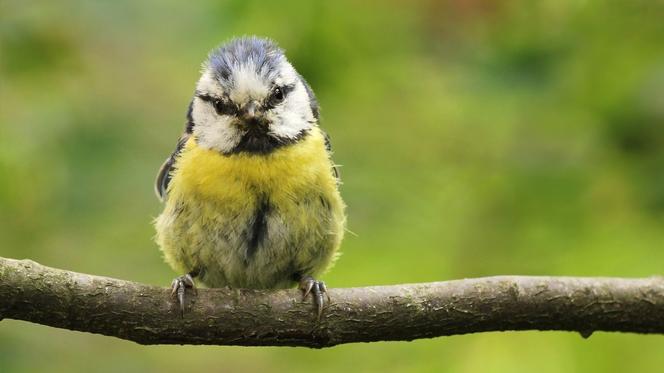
[245, 198, 270, 262]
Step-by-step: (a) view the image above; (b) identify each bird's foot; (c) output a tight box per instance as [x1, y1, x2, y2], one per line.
[171, 273, 197, 316]
[299, 276, 330, 319]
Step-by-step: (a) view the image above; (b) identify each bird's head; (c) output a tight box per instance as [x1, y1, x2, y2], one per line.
[188, 36, 319, 154]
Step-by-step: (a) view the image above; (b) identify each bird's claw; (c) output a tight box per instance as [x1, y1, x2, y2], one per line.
[171, 273, 196, 316]
[299, 276, 330, 319]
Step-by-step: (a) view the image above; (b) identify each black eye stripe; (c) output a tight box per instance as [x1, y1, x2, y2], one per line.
[195, 84, 296, 114]
[196, 93, 238, 115]
[279, 84, 295, 96]
[195, 92, 214, 102]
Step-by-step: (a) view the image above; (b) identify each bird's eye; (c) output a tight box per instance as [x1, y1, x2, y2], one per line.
[269, 87, 284, 106]
[213, 99, 234, 115]
[273, 87, 284, 101]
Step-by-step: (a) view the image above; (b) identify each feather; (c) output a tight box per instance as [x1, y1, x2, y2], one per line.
[155, 133, 190, 201]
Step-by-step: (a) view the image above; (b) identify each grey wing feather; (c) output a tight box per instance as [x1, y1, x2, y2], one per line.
[155, 133, 190, 201]
[321, 129, 340, 182]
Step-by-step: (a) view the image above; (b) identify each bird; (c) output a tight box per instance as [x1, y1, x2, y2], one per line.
[154, 36, 346, 317]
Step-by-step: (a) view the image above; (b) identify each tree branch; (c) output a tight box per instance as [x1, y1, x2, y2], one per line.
[0, 257, 663, 348]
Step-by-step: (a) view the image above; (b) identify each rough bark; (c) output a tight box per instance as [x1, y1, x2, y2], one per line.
[0, 257, 663, 348]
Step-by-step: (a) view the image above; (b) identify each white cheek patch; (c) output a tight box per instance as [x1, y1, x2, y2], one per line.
[191, 98, 242, 153]
[267, 81, 315, 139]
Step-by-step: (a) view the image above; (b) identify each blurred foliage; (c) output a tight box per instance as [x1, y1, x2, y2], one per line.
[1, 0, 664, 372]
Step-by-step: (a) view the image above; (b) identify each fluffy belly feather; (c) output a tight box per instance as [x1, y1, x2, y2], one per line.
[155, 127, 345, 289]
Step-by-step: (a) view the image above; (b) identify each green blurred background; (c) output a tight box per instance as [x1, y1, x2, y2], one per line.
[1, 0, 664, 371]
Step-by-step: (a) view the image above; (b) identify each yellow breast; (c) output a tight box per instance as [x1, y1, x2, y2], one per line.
[168, 126, 338, 209]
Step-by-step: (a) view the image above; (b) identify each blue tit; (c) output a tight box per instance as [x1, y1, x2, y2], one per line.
[154, 36, 346, 316]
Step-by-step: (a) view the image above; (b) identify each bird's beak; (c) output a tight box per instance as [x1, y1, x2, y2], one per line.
[244, 100, 259, 119]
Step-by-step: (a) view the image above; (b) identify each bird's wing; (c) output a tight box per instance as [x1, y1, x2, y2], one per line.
[296, 75, 338, 182]
[321, 129, 340, 182]
[155, 132, 190, 201]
